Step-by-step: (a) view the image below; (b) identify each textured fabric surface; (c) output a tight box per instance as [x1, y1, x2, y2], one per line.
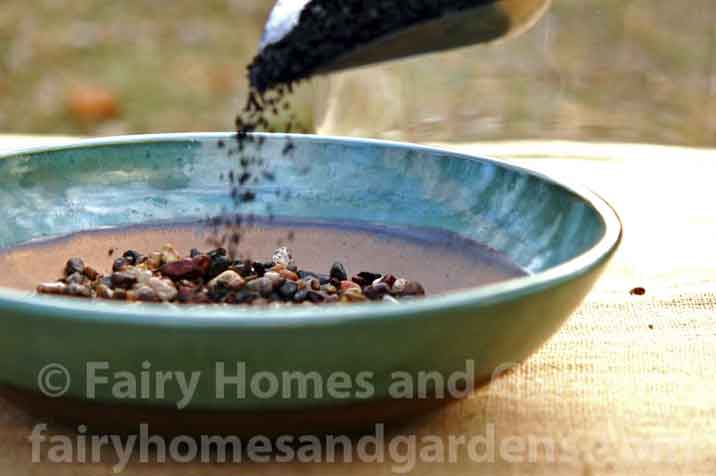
[0, 137, 714, 475]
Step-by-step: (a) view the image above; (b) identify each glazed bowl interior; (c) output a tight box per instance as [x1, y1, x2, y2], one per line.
[0, 133, 616, 316]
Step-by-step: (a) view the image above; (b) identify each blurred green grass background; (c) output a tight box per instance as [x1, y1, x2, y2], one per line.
[1, 0, 714, 146]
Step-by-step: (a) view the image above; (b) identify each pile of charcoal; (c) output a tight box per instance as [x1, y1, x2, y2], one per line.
[249, 0, 497, 92]
[36, 246, 426, 306]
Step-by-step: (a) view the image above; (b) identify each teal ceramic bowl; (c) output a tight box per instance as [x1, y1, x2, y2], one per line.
[0, 133, 620, 432]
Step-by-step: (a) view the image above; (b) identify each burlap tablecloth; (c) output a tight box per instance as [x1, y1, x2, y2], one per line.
[1, 136, 714, 475]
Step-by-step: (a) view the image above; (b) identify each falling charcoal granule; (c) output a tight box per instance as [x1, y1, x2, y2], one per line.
[210, 88, 293, 257]
[36, 249, 427, 306]
[248, 0, 500, 92]
[215, 35, 312, 257]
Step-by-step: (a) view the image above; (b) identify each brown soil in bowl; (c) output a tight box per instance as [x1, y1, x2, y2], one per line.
[0, 219, 526, 297]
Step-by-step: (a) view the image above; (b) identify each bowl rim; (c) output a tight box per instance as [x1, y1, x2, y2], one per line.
[0, 132, 622, 329]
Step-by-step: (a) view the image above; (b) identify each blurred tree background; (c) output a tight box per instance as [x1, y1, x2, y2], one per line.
[0, 0, 277, 136]
[1, 0, 714, 147]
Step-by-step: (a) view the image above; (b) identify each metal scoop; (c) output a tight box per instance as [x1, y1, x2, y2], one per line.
[259, 0, 551, 75]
